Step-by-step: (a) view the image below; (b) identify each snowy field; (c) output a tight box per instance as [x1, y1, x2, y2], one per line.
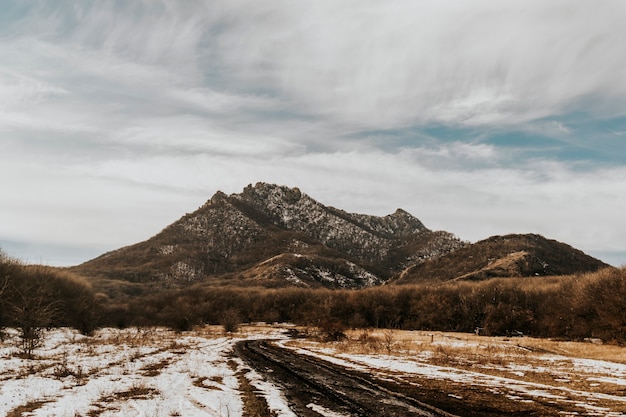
[1, 326, 625, 416]
[0, 326, 294, 417]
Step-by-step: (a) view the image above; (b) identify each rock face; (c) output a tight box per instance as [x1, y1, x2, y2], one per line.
[73, 182, 464, 288]
[233, 183, 428, 262]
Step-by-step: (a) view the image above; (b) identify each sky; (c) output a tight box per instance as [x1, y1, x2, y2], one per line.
[1, 0, 625, 267]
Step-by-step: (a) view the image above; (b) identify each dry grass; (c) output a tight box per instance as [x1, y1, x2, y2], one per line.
[6, 400, 51, 417]
[111, 385, 159, 401]
[87, 383, 160, 416]
[192, 375, 226, 390]
[514, 337, 626, 364]
[140, 358, 171, 377]
[334, 329, 626, 363]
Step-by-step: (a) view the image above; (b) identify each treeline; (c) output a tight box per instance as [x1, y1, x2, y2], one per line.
[1, 250, 625, 345]
[111, 267, 626, 343]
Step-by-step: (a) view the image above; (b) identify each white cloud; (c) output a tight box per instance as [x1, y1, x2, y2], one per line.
[200, 0, 626, 127]
[166, 87, 278, 114]
[6, 1, 626, 132]
[0, 70, 68, 110]
[5, 1, 626, 141]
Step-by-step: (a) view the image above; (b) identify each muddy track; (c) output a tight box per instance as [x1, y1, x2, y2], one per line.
[235, 340, 458, 417]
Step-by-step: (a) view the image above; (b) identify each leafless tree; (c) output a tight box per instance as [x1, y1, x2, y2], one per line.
[7, 276, 60, 358]
[382, 328, 395, 354]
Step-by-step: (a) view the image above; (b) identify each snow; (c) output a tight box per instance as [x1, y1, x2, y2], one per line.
[0, 326, 290, 417]
[588, 376, 626, 387]
[307, 403, 351, 417]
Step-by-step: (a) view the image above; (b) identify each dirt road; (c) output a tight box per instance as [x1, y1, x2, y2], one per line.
[235, 340, 458, 417]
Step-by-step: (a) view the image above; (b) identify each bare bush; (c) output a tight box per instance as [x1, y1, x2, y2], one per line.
[318, 320, 346, 341]
[382, 329, 395, 354]
[221, 308, 241, 334]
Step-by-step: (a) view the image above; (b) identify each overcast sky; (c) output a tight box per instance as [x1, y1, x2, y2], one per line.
[1, 1, 625, 267]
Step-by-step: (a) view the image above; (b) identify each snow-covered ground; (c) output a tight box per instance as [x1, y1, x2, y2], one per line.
[0, 326, 293, 417]
[2, 326, 625, 416]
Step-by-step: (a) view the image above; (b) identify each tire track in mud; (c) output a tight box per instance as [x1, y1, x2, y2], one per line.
[235, 340, 458, 417]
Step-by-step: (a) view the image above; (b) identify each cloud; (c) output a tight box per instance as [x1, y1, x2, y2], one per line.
[9, 1, 626, 133]
[4, 1, 626, 148]
[202, 0, 626, 128]
[0, 70, 68, 110]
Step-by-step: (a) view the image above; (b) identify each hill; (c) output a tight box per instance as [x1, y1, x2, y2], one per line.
[73, 182, 464, 289]
[392, 233, 609, 285]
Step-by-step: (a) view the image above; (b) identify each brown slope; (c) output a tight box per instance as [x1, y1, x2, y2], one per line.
[230, 253, 385, 289]
[392, 233, 609, 285]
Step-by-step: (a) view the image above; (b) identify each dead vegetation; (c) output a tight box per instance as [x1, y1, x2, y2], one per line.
[86, 385, 159, 417]
[6, 399, 52, 417]
[140, 358, 171, 377]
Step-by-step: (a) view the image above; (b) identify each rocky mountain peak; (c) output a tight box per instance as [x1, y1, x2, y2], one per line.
[209, 190, 228, 205]
[382, 208, 427, 237]
[228, 183, 436, 262]
[72, 183, 468, 289]
[241, 182, 302, 205]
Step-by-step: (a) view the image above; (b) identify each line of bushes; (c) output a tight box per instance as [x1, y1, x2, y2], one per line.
[107, 267, 626, 344]
[2, 249, 625, 345]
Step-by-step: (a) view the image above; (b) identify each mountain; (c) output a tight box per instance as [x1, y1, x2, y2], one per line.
[73, 183, 608, 290]
[392, 234, 609, 285]
[73, 182, 464, 289]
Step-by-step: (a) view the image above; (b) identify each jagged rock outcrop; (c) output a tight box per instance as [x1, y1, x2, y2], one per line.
[232, 183, 429, 261]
